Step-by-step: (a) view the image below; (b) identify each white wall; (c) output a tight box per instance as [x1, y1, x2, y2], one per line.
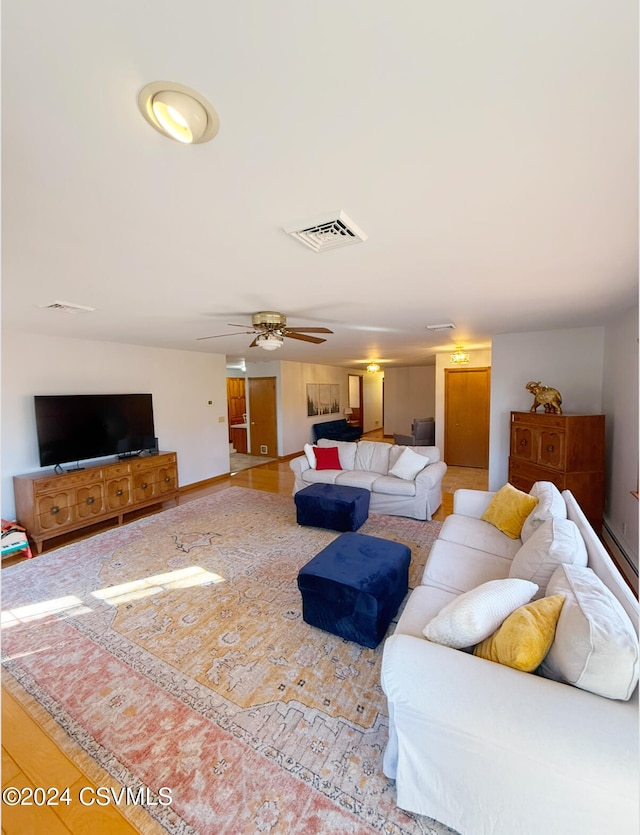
[602, 306, 638, 571]
[1, 331, 230, 520]
[383, 366, 435, 436]
[488, 327, 605, 490]
[278, 361, 361, 455]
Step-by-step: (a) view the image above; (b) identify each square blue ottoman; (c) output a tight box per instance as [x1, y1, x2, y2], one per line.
[294, 483, 370, 532]
[297, 532, 411, 648]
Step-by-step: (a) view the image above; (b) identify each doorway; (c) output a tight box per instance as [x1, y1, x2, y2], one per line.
[248, 377, 278, 457]
[347, 374, 363, 428]
[444, 367, 490, 467]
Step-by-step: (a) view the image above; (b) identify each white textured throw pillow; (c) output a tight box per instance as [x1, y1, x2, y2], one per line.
[389, 447, 429, 480]
[303, 443, 316, 469]
[540, 564, 639, 700]
[509, 518, 587, 597]
[423, 579, 538, 649]
[521, 481, 567, 542]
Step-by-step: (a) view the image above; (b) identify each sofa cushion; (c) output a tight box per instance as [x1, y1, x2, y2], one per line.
[422, 539, 512, 594]
[389, 447, 429, 480]
[509, 518, 588, 597]
[540, 564, 639, 700]
[439, 515, 523, 560]
[336, 471, 380, 490]
[473, 594, 566, 672]
[394, 584, 458, 639]
[301, 469, 340, 485]
[316, 438, 357, 470]
[370, 475, 417, 497]
[314, 445, 342, 470]
[521, 481, 567, 542]
[422, 578, 538, 649]
[481, 483, 539, 539]
[354, 440, 391, 474]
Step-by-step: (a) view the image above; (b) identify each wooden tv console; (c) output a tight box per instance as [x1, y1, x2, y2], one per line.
[13, 451, 179, 554]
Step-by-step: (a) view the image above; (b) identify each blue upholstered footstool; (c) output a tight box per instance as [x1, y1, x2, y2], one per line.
[294, 483, 370, 532]
[297, 532, 411, 648]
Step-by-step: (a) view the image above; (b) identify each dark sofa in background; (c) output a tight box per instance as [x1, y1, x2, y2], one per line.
[312, 419, 362, 443]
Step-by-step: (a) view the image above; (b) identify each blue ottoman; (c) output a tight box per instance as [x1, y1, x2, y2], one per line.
[297, 532, 411, 648]
[295, 483, 370, 532]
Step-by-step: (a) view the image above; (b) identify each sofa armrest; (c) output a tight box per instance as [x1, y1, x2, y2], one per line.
[414, 460, 447, 491]
[452, 488, 496, 518]
[381, 633, 639, 831]
[289, 455, 310, 478]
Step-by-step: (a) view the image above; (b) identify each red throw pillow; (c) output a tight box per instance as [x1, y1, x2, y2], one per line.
[313, 445, 342, 470]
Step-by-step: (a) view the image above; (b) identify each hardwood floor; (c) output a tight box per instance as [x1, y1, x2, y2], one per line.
[1, 433, 487, 834]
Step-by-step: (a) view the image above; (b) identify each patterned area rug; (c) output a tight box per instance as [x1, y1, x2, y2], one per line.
[2, 487, 455, 835]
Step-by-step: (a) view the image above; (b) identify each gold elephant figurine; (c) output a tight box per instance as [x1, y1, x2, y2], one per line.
[525, 381, 563, 414]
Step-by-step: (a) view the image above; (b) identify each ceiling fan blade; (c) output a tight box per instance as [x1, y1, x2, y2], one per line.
[284, 332, 326, 344]
[248, 337, 259, 347]
[285, 327, 333, 334]
[227, 323, 255, 328]
[196, 331, 253, 341]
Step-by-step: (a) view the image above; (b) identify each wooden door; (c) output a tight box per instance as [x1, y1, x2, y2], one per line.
[248, 377, 278, 457]
[444, 368, 490, 467]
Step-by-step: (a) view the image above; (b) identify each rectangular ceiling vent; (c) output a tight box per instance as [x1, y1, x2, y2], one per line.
[426, 322, 456, 332]
[39, 300, 95, 314]
[284, 210, 367, 252]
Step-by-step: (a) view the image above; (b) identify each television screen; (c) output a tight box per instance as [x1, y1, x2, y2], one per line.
[34, 394, 155, 467]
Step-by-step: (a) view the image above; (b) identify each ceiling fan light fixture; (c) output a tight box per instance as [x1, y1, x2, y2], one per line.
[138, 81, 220, 144]
[256, 332, 284, 351]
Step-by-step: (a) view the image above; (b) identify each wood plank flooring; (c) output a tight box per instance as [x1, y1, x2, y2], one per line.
[1, 433, 487, 834]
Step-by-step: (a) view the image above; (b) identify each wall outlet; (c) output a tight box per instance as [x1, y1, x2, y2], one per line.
[375, 420, 379, 426]
[622, 521, 627, 536]
[260, 445, 268, 455]
[218, 416, 225, 423]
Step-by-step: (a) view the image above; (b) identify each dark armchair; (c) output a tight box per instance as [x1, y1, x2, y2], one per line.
[393, 417, 435, 447]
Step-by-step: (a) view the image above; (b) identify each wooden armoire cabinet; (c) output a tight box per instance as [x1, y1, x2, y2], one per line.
[508, 411, 605, 530]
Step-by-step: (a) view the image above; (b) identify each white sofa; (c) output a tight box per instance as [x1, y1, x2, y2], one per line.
[289, 438, 447, 521]
[381, 484, 639, 835]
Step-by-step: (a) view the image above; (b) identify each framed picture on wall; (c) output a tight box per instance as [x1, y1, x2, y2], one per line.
[307, 384, 340, 416]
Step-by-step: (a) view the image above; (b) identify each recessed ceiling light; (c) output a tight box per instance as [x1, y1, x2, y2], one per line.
[138, 81, 220, 144]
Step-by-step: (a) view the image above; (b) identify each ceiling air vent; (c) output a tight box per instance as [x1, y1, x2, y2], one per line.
[426, 322, 456, 332]
[39, 300, 95, 314]
[284, 210, 367, 252]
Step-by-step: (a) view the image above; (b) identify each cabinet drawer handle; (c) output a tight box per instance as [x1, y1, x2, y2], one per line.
[86, 496, 95, 505]
[50, 506, 60, 515]
[116, 489, 124, 497]
[520, 440, 527, 447]
[546, 445, 554, 452]
[141, 482, 148, 489]
[164, 476, 171, 483]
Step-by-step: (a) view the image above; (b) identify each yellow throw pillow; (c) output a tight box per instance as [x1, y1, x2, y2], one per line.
[473, 594, 566, 672]
[481, 483, 539, 539]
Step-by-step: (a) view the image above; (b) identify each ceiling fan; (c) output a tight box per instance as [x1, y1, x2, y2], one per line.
[197, 311, 333, 351]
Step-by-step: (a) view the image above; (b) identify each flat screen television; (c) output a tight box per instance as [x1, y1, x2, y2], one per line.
[34, 394, 156, 467]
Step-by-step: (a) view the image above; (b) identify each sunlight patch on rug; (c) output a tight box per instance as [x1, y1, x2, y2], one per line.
[2, 487, 455, 835]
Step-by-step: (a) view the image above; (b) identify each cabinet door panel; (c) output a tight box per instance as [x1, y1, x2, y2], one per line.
[36, 492, 75, 530]
[75, 483, 105, 518]
[537, 430, 565, 470]
[511, 426, 534, 462]
[157, 465, 177, 496]
[106, 477, 132, 510]
[133, 472, 157, 502]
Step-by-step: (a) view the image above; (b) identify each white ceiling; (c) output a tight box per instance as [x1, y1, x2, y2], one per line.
[2, 1, 638, 370]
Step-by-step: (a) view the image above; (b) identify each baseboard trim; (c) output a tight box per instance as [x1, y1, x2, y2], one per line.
[601, 519, 638, 595]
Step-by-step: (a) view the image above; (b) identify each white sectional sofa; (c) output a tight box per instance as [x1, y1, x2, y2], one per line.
[289, 438, 447, 521]
[381, 483, 639, 835]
